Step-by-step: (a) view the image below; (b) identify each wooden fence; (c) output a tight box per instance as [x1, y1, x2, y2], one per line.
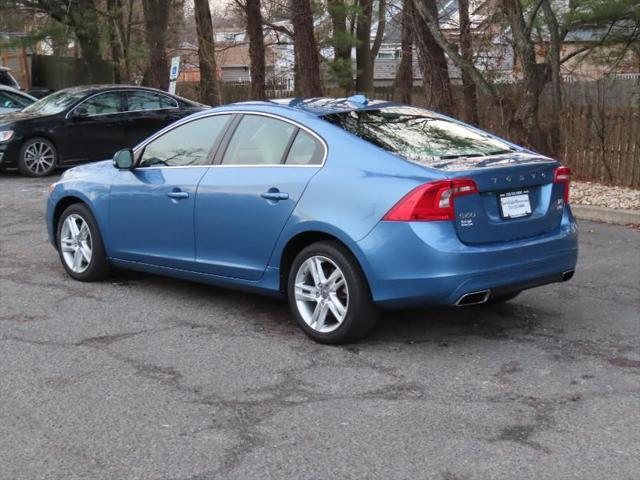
[559, 106, 639, 188]
[177, 82, 640, 188]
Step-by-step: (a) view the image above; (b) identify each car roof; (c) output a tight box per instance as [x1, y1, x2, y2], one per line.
[228, 96, 400, 116]
[0, 84, 36, 99]
[54, 84, 187, 98]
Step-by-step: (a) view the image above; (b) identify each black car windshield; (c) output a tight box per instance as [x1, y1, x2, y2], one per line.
[323, 106, 513, 164]
[23, 90, 86, 115]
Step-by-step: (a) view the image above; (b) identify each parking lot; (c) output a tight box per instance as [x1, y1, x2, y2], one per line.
[0, 172, 638, 480]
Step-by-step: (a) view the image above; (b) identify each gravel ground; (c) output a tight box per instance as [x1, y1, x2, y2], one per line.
[572, 181, 640, 210]
[1, 173, 639, 480]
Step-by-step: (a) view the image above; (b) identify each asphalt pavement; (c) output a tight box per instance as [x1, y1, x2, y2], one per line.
[1, 172, 639, 480]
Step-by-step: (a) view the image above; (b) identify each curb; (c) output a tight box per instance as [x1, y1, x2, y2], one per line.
[572, 205, 640, 226]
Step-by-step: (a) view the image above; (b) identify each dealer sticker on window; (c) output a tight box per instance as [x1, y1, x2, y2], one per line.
[499, 190, 532, 219]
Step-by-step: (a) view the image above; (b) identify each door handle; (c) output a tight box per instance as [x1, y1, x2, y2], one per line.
[261, 190, 289, 201]
[167, 191, 189, 199]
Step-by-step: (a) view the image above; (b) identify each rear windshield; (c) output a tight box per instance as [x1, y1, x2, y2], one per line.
[323, 106, 513, 165]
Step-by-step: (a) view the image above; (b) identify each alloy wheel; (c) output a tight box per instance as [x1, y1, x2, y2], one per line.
[60, 214, 93, 274]
[23, 141, 55, 175]
[294, 255, 349, 333]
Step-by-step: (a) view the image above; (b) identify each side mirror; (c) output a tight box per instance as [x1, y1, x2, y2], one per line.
[113, 148, 134, 170]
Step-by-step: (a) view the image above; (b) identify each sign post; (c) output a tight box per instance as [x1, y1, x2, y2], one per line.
[168, 56, 180, 94]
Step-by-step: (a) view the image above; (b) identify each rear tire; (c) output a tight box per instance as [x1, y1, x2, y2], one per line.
[56, 203, 111, 281]
[488, 290, 521, 304]
[18, 137, 57, 177]
[287, 241, 378, 344]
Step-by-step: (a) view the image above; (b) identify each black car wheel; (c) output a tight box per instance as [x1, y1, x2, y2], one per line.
[287, 241, 378, 344]
[18, 137, 57, 177]
[56, 203, 111, 281]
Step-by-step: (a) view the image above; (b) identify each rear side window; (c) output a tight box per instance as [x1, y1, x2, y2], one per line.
[285, 130, 323, 165]
[323, 106, 512, 164]
[126, 91, 178, 111]
[222, 115, 296, 166]
[139, 115, 231, 167]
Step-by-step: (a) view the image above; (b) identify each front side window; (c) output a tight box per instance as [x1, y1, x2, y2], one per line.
[126, 91, 177, 112]
[139, 115, 231, 168]
[222, 115, 296, 166]
[323, 107, 513, 165]
[74, 92, 124, 116]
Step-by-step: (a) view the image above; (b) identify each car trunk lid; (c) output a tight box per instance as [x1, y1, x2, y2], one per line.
[438, 154, 564, 244]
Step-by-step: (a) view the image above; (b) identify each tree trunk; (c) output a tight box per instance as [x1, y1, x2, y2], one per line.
[107, 0, 125, 83]
[194, 0, 221, 106]
[290, 0, 322, 97]
[412, 0, 454, 115]
[393, 0, 413, 104]
[500, 0, 549, 154]
[328, 0, 353, 93]
[355, 0, 374, 93]
[458, 0, 479, 125]
[245, 0, 266, 100]
[142, 0, 170, 91]
[541, 0, 562, 155]
[370, 0, 386, 61]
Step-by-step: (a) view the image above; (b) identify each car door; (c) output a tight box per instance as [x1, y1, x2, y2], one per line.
[123, 90, 185, 147]
[55, 91, 128, 164]
[108, 114, 233, 270]
[194, 113, 326, 280]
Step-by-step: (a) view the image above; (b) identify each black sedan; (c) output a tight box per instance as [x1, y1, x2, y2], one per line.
[0, 85, 205, 176]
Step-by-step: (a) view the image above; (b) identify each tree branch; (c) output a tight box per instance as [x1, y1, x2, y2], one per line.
[412, 0, 498, 100]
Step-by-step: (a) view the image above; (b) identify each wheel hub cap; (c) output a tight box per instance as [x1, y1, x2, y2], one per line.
[294, 256, 349, 334]
[60, 214, 92, 274]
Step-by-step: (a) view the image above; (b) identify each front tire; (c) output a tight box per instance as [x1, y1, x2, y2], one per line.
[18, 137, 57, 177]
[56, 203, 111, 281]
[287, 241, 378, 344]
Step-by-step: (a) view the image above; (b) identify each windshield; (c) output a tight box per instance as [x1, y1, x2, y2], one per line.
[23, 90, 86, 115]
[323, 106, 513, 165]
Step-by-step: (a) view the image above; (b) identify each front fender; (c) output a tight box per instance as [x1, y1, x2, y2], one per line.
[47, 180, 112, 251]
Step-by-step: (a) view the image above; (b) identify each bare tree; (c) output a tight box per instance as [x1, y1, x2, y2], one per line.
[193, 0, 221, 105]
[142, 0, 170, 90]
[244, 0, 266, 99]
[355, 0, 374, 92]
[393, 0, 413, 104]
[412, 0, 454, 114]
[370, 0, 386, 60]
[290, 0, 322, 97]
[458, 0, 479, 124]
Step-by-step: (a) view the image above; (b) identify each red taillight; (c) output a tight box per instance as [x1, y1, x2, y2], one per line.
[383, 179, 478, 222]
[554, 166, 571, 203]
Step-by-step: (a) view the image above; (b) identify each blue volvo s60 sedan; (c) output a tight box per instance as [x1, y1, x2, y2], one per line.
[46, 96, 578, 343]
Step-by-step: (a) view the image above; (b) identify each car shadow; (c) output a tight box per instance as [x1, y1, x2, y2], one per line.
[110, 269, 557, 346]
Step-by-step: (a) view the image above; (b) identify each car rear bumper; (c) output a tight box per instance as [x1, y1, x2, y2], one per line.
[355, 208, 578, 308]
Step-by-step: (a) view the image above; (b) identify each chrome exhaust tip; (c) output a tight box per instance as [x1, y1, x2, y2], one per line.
[456, 289, 491, 306]
[562, 270, 575, 282]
